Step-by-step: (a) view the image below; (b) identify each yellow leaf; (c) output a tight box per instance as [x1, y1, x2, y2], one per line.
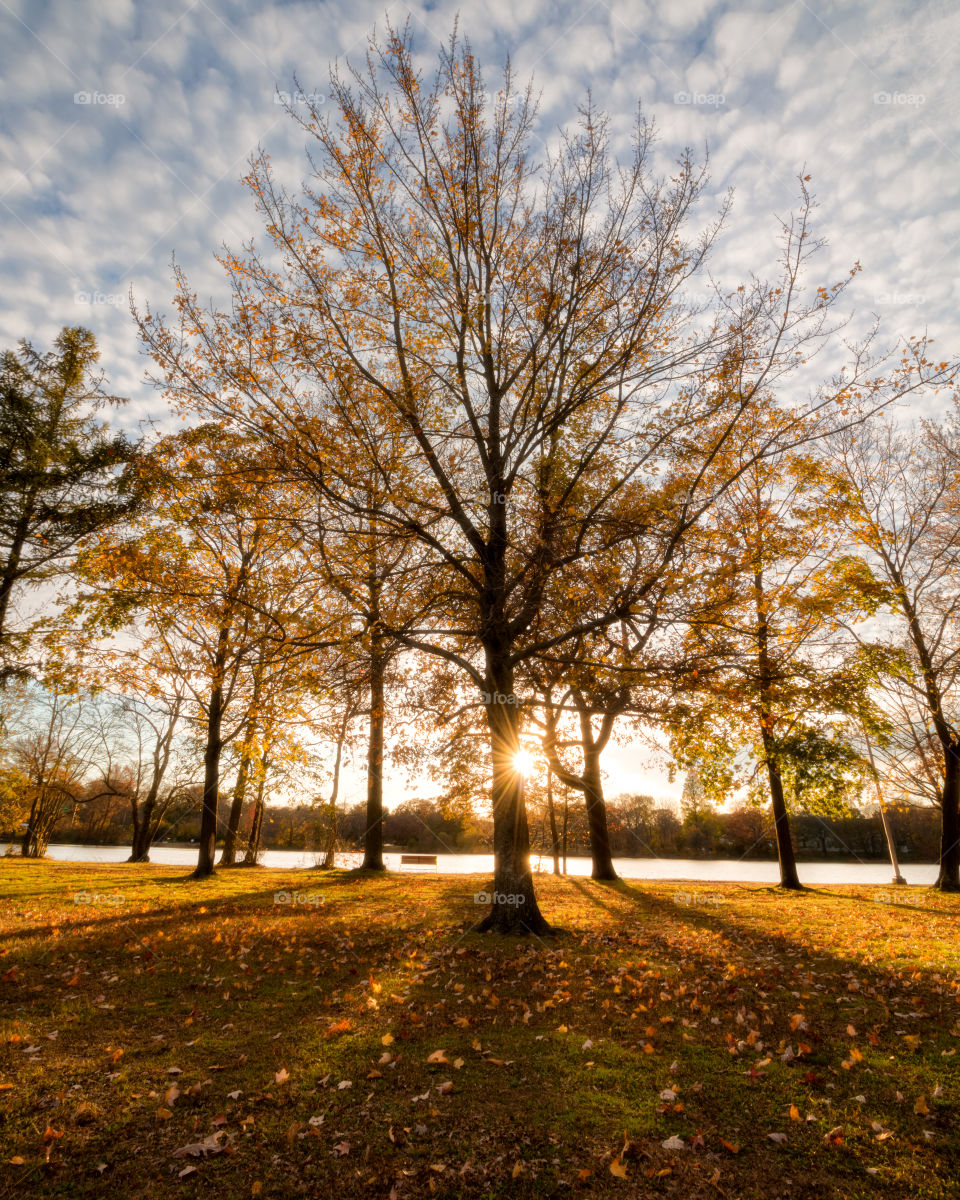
[609, 1157, 628, 1178]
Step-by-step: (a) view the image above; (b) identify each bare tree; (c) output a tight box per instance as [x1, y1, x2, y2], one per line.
[834, 414, 960, 890]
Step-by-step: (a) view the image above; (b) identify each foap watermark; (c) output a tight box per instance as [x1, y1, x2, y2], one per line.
[673, 890, 724, 907]
[74, 91, 125, 107]
[474, 890, 525, 907]
[73, 891, 124, 906]
[872, 889, 924, 907]
[274, 890, 324, 907]
[275, 90, 325, 106]
[873, 291, 925, 307]
[874, 91, 925, 106]
[480, 691, 521, 706]
[673, 91, 726, 109]
[75, 291, 125, 307]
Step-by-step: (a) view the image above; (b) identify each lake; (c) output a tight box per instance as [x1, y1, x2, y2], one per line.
[3, 843, 939, 886]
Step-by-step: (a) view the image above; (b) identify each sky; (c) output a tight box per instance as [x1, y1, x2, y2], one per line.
[1, 0, 957, 807]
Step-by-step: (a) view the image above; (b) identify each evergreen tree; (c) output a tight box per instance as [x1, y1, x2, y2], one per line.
[0, 326, 136, 674]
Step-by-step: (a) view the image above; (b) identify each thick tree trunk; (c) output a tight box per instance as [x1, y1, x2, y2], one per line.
[582, 746, 617, 881]
[936, 747, 960, 891]
[546, 768, 561, 876]
[129, 784, 160, 862]
[476, 676, 551, 935]
[130, 796, 157, 862]
[762, 739, 802, 889]
[362, 634, 386, 870]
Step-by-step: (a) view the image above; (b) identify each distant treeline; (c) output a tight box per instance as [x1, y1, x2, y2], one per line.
[28, 791, 940, 863]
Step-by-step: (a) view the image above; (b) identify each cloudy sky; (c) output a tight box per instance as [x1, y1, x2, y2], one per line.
[1, 0, 956, 804]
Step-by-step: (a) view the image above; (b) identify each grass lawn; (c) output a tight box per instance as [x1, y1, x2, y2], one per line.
[1, 860, 958, 1198]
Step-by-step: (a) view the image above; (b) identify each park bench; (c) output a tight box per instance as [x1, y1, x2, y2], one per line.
[399, 853, 438, 873]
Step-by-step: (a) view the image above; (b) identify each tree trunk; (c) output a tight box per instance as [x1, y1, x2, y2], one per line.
[320, 708, 349, 869]
[476, 677, 551, 934]
[936, 746, 960, 891]
[762, 737, 803, 889]
[889, 575, 958, 891]
[862, 728, 906, 884]
[21, 791, 41, 857]
[541, 698, 618, 881]
[754, 565, 802, 890]
[546, 768, 561, 876]
[362, 631, 386, 870]
[561, 792, 569, 876]
[582, 745, 617, 881]
[129, 795, 157, 862]
[193, 670, 226, 880]
[219, 750, 251, 867]
[243, 769, 268, 865]
[0, 504, 33, 649]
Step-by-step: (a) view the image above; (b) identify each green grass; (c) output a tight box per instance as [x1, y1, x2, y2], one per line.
[1, 859, 958, 1198]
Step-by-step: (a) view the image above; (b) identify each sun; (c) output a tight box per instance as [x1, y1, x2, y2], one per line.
[513, 749, 535, 777]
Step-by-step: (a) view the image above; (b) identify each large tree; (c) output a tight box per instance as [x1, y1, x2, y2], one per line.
[136, 27, 932, 930]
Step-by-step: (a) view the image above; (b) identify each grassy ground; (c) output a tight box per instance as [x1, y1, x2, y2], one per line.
[1, 860, 958, 1199]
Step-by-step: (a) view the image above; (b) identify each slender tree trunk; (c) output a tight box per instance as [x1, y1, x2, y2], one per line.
[193, 654, 227, 879]
[754, 565, 802, 890]
[936, 746, 960, 891]
[542, 703, 618, 881]
[476, 672, 551, 935]
[546, 768, 561, 876]
[320, 709, 349, 869]
[362, 630, 386, 870]
[761, 735, 802, 889]
[220, 655, 264, 867]
[862, 728, 906, 884]
[561, 792, 569, 876]
[0, 505, 33, 649]
[243, 769, 268, 865]
[219, 750, 252, 867]
[889, 575, 958, 890]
